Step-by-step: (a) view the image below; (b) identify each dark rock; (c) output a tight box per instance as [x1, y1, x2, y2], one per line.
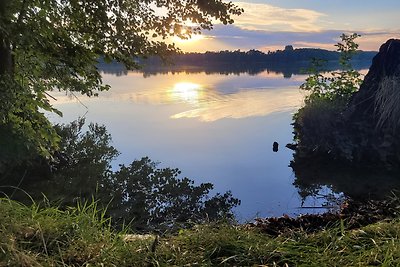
[349, 39, 400, 120]
[344, 39, 400, 166]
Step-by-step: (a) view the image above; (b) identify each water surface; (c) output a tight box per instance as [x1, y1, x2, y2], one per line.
[48, 66, 365, 220]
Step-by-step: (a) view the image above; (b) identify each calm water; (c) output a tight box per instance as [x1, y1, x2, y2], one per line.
[48, 66, 359, 220]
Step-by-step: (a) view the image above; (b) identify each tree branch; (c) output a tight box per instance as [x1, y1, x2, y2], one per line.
[17, 0, 28, 26]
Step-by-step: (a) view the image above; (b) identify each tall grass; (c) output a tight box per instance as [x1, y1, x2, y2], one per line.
[2, 197, 400, 266]
[0, 197, 154, 266]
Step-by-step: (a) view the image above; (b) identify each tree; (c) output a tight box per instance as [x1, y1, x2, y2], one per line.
[0, 0, 242, 160]
[284, 45, 294, 51]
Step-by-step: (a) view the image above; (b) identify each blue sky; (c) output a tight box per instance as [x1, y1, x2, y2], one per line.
[177, 0, 400, 52]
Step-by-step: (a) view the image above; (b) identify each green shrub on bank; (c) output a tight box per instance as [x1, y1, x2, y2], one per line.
[2, 198, 400, 266]
[293, 34, 363, 160]
[299, 33, 363, 103]
[293, 97, 347, 153]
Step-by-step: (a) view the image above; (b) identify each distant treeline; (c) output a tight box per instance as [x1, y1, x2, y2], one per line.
[97, 47, 377, 78]
[144, 46, 377, 65]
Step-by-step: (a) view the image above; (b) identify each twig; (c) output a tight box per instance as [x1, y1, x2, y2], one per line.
[45, 91, 57, 101]
[70, 90, 88, 109]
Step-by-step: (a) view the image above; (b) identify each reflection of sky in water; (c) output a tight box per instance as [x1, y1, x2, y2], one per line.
[48, 71, 337, 220]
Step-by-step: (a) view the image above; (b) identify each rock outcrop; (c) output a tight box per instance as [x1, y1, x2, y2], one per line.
[349, 39, 400, 121]
[343, 39, 400, 166]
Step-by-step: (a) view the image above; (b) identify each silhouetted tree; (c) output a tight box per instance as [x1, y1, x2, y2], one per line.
[0, 0, 243, 161]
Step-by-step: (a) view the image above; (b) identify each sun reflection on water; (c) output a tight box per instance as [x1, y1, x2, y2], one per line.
[171, 87, 303, 122]
[49, 72, 305, 122]
[170, 82, 202, 104]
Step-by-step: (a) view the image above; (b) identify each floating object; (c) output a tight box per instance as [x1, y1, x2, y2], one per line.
[273, 141, 279, 152]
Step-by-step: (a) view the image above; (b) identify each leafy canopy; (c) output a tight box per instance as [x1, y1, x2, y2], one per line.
[0, 0, 242, 159]
[300, 33, 363, 103]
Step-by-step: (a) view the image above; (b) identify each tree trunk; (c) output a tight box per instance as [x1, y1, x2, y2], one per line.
[0, 0, 13, 76]
[0, 40, 13, 76]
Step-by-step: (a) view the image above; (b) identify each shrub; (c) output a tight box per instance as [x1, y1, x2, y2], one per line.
[293, 33, 363, 159]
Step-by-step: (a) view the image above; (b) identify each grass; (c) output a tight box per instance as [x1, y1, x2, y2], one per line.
[1, 198, 400, 266]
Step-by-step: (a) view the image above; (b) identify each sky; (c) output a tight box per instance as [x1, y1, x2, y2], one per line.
[175, 0, 400, 52]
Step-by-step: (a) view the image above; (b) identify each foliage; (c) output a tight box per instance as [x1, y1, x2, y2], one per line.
[293, 97, 347, 150]
[2, 198, 400, 266]
[1, 119, 240, 232]
[300, 33, 363, 103]
[0, 0, 243, 158]
[292, 34, 365, 160]
[0, 76, 61, 170]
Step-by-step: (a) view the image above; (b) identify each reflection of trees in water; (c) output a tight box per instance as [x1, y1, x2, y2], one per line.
[291, 154, 400, 206]
[0, 119, 240, 232]
[97, 63, 128, 76]
[98, 60, 373, 79]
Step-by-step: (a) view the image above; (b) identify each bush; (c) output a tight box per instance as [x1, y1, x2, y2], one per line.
[293, 34, 363, 160]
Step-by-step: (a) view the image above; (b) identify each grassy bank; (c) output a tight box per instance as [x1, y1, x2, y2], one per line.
[1, 198, 400, 266]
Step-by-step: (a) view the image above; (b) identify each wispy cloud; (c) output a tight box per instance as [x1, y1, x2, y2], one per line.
[198, 25, 344, 52]
[230, 2, 326, 32]
[184, 1, 399, 53]
[358, 31, 400, 50]
[175, 1, 400, 53]
[188, 24, 399, 53]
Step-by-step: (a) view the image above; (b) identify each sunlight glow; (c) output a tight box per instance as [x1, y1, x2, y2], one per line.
[170, 82, 202, 104]
[173, 34, 205, 43]
[171, 87, 304, 122]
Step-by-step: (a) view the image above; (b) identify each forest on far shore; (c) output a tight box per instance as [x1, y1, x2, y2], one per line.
[136, 45, 377, 65]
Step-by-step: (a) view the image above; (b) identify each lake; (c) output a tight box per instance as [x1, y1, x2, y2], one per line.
[48, 63, 381, 221]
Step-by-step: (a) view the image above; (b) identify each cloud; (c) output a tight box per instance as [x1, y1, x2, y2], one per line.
[230, 2, 326, 32]
[358, 31, 400, 51]
[173, 0, 400, 53]
[199, 25, 344, 51]
[182, 1, 398, 53]
[186, 24, 400, 53]
[290, 41, 339, 50]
